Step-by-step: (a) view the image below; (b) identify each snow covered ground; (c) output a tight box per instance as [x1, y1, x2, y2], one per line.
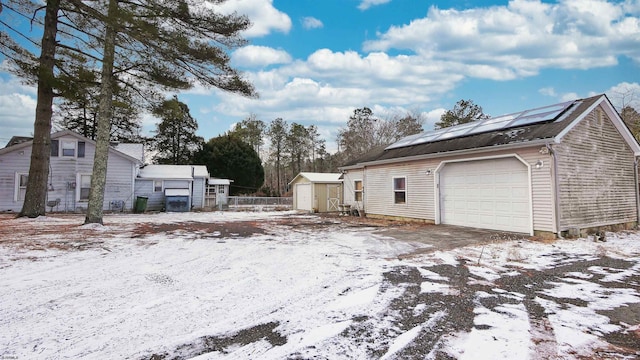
[0, 211, 639, 359]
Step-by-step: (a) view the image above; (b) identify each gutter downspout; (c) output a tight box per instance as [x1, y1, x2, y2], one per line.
[547, 144, 563, 237]
[634, 158, 640, 228]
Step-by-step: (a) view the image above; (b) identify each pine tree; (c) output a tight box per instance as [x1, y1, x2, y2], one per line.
[151, 96, 203, 165]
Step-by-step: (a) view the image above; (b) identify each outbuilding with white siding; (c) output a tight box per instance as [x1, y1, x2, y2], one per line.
[340, 95, 640, 238]
[289, 172, 342, 212]
[134, 165, 210, 211]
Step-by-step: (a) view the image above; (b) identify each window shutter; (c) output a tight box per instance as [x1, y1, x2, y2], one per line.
[78, 142, 85, 158]
[50, 140, 59, 157]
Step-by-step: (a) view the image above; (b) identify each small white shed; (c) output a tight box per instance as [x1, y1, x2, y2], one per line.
[205, 178, 232, 208]
[289, 172, 342, 212]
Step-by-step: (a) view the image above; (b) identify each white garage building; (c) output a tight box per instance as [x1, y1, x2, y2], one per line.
[340, 95, 640, 238]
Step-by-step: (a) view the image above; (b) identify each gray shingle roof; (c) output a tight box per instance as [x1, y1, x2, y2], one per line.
[342, 95, 602, 167]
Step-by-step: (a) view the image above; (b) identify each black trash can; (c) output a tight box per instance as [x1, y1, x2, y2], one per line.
[134, 196, 148, 213]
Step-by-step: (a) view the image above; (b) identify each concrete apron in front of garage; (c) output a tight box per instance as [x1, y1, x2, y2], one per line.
[376, 224, 530, 255]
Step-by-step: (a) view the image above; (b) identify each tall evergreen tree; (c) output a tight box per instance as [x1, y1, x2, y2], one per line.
[81, 0, 256, 224]
[85, 0, 118, 225]
[151, 96, 203, 165]
[286, 122, 309, 178]
[195, 135, 264, 195]
[231, 114, 266, 155]
[12, 0, 61, 218]
[54, 54, 143, 142]
[337, 107, 377, 162]
[267, 118, 288, 195]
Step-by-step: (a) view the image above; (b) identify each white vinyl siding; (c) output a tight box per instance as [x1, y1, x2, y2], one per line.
[192, 177, 206, 208]
[362, 146, 555, 232]
[554, 106, 637, 230]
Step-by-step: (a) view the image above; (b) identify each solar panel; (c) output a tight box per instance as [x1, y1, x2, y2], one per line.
[385, 100, 575, 150]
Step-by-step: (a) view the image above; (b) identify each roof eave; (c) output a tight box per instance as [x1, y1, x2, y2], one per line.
[339, 138, 552, 169]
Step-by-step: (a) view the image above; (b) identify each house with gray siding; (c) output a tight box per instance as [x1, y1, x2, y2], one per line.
[340, 94, 640, 238]
[0, 130, 143, 212]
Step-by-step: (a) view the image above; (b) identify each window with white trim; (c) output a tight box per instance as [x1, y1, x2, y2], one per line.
[218, 185, 225, 194]
[62, 141, 77, 157]
[354, 180, 363, 202]
[154, 180, 163, 192]
[393, 177, 406, 204]
[79, 174, 92, 201]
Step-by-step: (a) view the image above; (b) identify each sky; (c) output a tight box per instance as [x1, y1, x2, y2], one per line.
[1, 0, 640, 151]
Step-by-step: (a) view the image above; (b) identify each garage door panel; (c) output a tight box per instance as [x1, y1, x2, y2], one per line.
[440, 157, 530, 233]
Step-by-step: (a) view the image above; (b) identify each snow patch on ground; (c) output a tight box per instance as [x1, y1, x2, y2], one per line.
[1, 212, 639, 359]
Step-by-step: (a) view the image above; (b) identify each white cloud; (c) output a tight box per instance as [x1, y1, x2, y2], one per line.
[0, 75, 37, 141]
[232, 45, 292, 67]
[363, 0, 640, 78]
[301, 16, 323, 30]
[538, 87, 557, 97]
[210, 0, 291, 37]
[358, 0, 392, 11]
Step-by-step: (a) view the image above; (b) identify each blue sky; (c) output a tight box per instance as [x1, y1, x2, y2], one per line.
[1, 0, 639, 151]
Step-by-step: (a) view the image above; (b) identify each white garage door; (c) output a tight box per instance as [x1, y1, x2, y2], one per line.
[440, 157, 531, 233]
[295, 183, 312, 211]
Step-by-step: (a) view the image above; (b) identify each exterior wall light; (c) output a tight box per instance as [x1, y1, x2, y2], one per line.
[535, 160, 544, 169]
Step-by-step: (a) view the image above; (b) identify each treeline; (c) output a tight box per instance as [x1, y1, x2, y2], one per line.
[229, 107, 425, 196]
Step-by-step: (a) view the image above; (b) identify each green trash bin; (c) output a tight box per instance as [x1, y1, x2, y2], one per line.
[134, 196, 148, 213]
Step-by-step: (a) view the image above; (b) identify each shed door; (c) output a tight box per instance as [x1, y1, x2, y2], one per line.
[295, 183, 312, 211]
[327, 184, 341, 211]
[440, 157, 530, 233]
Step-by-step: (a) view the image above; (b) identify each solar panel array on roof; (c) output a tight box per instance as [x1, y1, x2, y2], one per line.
[386, 100, 576, 150]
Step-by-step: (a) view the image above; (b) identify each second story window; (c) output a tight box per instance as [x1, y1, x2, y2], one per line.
[62, 141, 76, 157]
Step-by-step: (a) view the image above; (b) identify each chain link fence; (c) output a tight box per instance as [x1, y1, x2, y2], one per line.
[225, 196, 293, 211]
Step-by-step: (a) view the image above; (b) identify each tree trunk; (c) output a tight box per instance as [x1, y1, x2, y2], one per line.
[19, 0, 61, 218]
[85, 0, 117, 225]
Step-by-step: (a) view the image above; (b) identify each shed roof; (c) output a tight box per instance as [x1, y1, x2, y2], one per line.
[138, 165, 210, 180]
[208, 178, 232, 185]
[342, 94, 640, 168]
[289, 172, 342, 185]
